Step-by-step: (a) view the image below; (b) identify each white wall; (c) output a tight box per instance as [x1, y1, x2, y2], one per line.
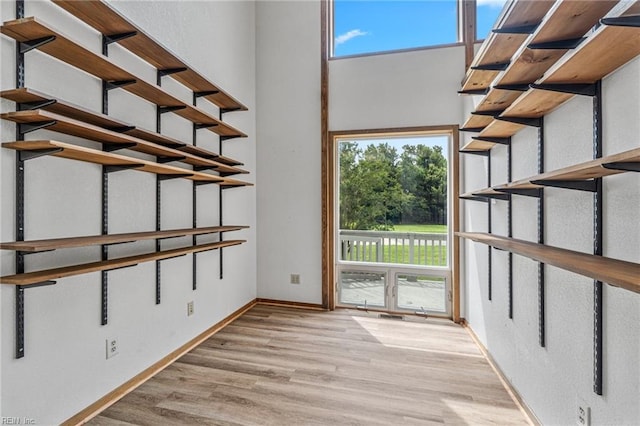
[0, 0, 256, 422]
[461, 57, 640, 425]
[329, 46, 466, 130]
[255, 0, 323, 304]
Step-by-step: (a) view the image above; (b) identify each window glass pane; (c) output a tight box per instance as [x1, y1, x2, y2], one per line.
[333, 0, 458, 57]
[338, 136, 449, 267]
[476, 0, 508, 40]
[339, 271, 386, 307]
[397, 274, 446, 313]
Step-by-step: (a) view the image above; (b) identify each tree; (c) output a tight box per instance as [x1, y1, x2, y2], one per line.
[339, 142, 406, 230]
[339, 140, 447, 230]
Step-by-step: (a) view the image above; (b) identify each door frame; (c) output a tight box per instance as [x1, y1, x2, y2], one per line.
[321, 126, 460, 321]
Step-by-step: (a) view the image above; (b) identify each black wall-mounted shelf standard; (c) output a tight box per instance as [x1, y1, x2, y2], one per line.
[1, 0, 250, 358]
[458, 0, 640, 396]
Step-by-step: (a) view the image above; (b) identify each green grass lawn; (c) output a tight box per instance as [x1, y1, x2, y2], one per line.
[382, 245, 447, 266]
[392, 224, 447, 233]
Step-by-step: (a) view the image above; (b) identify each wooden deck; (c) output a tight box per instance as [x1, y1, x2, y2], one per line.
[89, 305, 532, 425]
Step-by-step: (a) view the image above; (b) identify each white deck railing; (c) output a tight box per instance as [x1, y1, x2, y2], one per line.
[339, 230, 447, 266]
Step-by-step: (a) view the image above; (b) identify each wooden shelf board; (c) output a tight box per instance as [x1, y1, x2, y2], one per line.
[531, 1, 618, 45]
[541, 15, 640, 85]
[0, 225, 248, 252]
[1, 88, 184, 149]
[0, 88, 244, 165]
[1, 110, 246, 175]
[178, 145, 244, 167]
[501, 89, 574, 118]
[497, 1, 618, 87]
[462, 114, 494, 130]
[498, 4, 640, 119]
[474, 88, 522, 112]
[0, 17, 246, 138]
[461, 0, 554, 91]
[460, 139, 495, 151]
[456, 232, 640, 294]
[53, 0, 247, 112]
[2, 140, 252, 187]
[497, 0, 555, 30]
[0, 240, 246, 286]
[478, 119, 525, 138]
[494, 181, 541, 191]
[504, 148, 640, 190]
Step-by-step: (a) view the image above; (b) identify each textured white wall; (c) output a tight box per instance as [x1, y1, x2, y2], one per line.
[255, 0, 323, 303]
[461, 56, 640, 424]
[0, 0, 256, 422]
[329, 45, 466, 130]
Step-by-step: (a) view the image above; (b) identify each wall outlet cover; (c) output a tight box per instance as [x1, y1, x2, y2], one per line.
[106, 338, 119, 359]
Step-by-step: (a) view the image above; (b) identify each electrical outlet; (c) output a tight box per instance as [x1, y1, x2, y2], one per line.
[106, 338, 119, 359]
[290, 274, 300, 284]
[187, 301, 194, 316]
[577, 399, 590, 426]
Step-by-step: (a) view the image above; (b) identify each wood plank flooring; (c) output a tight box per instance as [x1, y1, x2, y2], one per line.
[89, 305, 531, 425]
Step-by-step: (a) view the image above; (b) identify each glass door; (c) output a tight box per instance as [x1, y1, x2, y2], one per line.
[336, 131, 452, 317]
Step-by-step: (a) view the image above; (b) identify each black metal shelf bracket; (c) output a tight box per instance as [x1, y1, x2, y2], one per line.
[102, 143, 137, 152]
[194, 181, 220, 186]
[195, 90, 220, 98]
[530, 83, 597, 97]
[108, 125, 136, 133]
[602, 162, 640, 172]
[477, 192, 510, 201]
[460, 126, 486, 133]
[600, 16, 640, 28]
[493, 23, 539, 34]
[103, 31, 137, 47]
[193, 165, 219, 172]
[471, 110, 505, 118]
[18, 148, 63, 161]
[157, 173, 193, 181]
[493, 84, 529, 92]
[18, 120, 56, 135]
[471, 62, 510, 71]
[460, 149, 490, 156]
[103, 164, 144, 174]
[457, 88, 489, 96]
[104, 264, 138, 273]
[528, 37, 585, 50]
[472, 136, 510, 145]
[158, 67, 188, 78]
[220, 135, 239, 142]
[221, 107, 242, 114]
[530, 179, 597, 192]
[156, 155, 186, 164]
[194, 123, 219, 130]
[498, 188, 542, 198]
[19, 36, 56, 54]
[159, 253, 188, 262]
[18, 99, 56, 111]
[158, 105, 187, 114]
[496, 116, 542, 128]
[103, 80, 136, 91]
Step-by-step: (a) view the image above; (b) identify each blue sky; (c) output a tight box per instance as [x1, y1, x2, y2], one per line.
[333, 0, 507, 57]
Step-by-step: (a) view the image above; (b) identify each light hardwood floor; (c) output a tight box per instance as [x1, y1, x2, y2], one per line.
[89, 305, 531, 425]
